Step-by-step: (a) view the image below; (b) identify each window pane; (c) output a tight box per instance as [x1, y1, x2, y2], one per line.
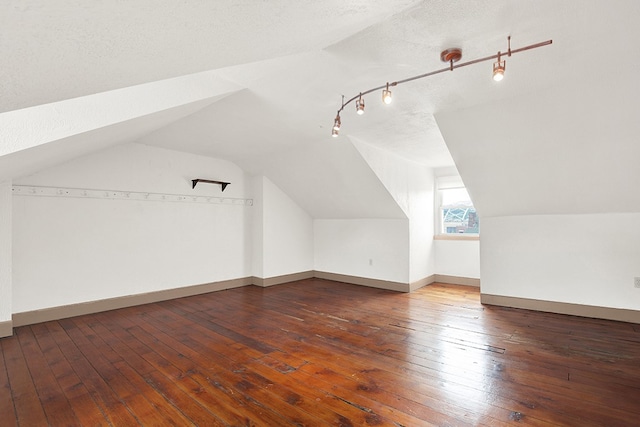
[440, 188, 479, 234]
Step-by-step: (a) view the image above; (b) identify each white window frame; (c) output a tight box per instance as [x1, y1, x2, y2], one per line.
[434, 176, 479, 241]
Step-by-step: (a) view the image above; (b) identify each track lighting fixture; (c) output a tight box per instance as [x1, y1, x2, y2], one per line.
[356, 94, 365, 115]
[382, 83, 393, 104]
[331, 36, 551, 136]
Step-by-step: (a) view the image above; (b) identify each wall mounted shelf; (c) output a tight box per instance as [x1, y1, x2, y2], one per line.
[191, 179, 230, 192]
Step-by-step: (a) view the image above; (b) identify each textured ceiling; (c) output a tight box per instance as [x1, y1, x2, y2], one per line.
[0, 0, 420, 113]
[2, 1, 639, 218]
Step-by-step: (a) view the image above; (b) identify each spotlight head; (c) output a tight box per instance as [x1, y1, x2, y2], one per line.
[356, 96, 365, 115]
[493, 53, 506, 81]
[333, 115, 341, 131]
[382, 83, 392, 104]
[331, 128, 339, 137]
[493, 62, 505, 81]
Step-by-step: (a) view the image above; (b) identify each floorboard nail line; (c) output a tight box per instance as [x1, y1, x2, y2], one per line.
[333, 395, 374, 413]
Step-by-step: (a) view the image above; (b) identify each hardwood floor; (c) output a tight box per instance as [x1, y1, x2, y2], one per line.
[2, 279, 640, 426]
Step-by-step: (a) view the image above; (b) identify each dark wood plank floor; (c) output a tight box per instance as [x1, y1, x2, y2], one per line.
[2, 279, 640, 426]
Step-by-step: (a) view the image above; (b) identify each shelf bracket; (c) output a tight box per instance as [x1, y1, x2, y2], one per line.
[191, 179, 230, 192]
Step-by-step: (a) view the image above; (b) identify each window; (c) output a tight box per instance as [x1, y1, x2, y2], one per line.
[436, 176, 479, 237]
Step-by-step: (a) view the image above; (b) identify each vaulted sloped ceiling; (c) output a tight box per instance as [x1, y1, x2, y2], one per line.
[437, 64, 640, 218]
[0, 0, 421, 113]
[2, 1, 639, 219]
[0, 71, 243, 181]
[436, 1, 640, 218]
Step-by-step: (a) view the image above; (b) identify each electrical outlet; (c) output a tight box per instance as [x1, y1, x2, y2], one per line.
[635, 277, 640, 288]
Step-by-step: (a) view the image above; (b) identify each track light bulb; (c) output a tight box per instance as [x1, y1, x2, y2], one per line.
[331, 128, 339, 137]
[356, 95, 365, 115]
[493, 62, 505, 81]
[493, 53, 505, 81]
[382, 83, 392, 104]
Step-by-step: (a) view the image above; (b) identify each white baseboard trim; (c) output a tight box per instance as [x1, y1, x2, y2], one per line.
[9, 272, 481, 329]
[481, 293, 640, 324]
[12, 277, 253, 327]
[252, 271, 314, 288]
[410, 275, 435, 292]
[314, 271, 410, 292]
[434, 274, 480, 287]
[11, 273, 638, 328]
[0, 320, 12, 338]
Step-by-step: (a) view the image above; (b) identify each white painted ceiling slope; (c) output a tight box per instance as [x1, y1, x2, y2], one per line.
[2, 1, 639, 218]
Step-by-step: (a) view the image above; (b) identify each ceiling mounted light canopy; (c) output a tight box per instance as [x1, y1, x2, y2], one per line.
[440, 48, 463, 68]
[331, 36, 552, 137]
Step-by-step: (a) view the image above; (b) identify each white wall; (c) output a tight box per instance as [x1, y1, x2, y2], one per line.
[12, 143, 252, 313]
[482, 214, 640, 310]
[260, 176, 313, 278]
[434, 240, 480, 279]
[314, 219, 409, 283]
[351, 139, 435, 283]
[406, 164, 435, 283]
[433, 167, 481, 280]
[437, 65, 640, 311]
[0, 181, 12, 325]
[251, 176, 264, 278]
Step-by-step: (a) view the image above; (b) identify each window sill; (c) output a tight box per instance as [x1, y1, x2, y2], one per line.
[434, 234, 480, 241]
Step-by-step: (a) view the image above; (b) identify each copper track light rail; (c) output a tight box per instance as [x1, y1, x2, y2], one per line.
[331, 37, 552, 136]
